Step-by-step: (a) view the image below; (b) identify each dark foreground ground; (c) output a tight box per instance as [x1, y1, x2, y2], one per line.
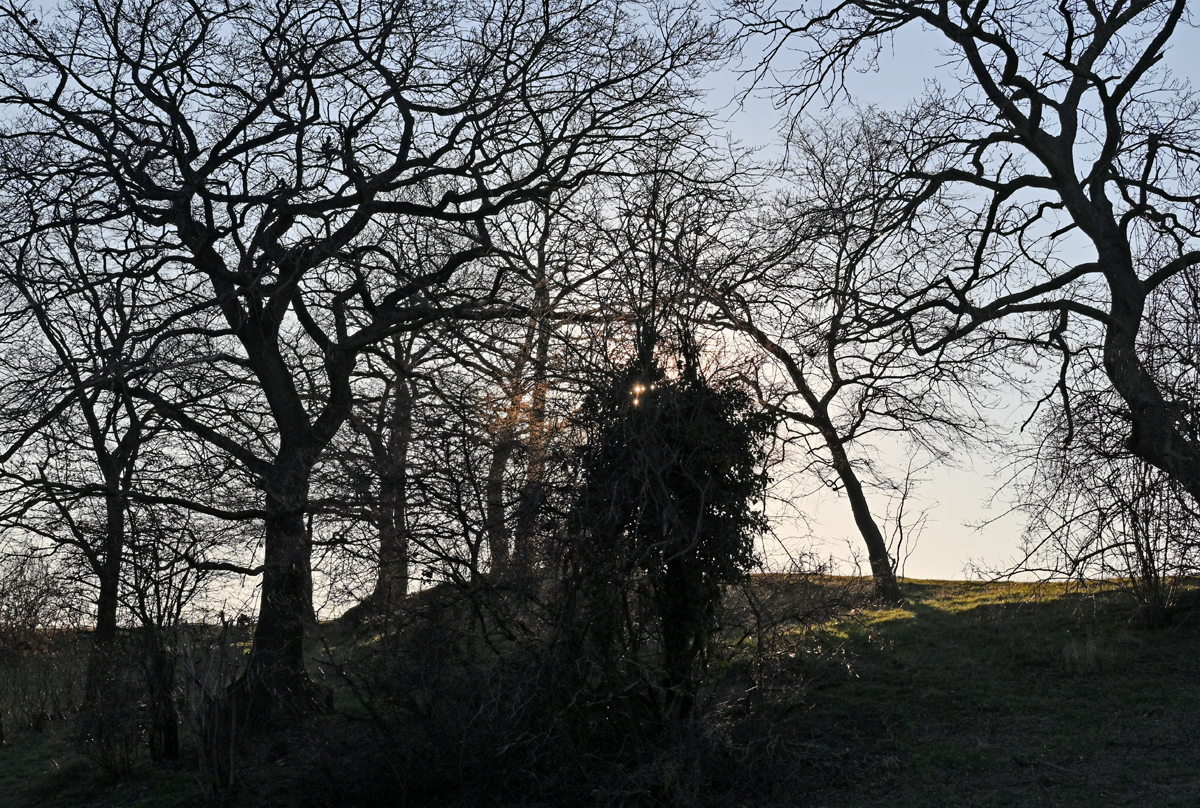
[3, 579, 1199, 807]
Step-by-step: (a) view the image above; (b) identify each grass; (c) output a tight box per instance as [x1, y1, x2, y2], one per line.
[797, 579, 1200, 807]
[2, 578, 1199, 806]
[0, 727, 200, 808]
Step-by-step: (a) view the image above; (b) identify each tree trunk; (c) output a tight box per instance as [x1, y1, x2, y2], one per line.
[85, 492, 125, 702]
[657, 559, 709, 722]
[374, 371, 412, 608]
[1101, 255, 1200, 505]
[147, 638, 180, 761]
[484, 425, 517, 570]
[239, 448, 319, 714]
[820, 424, 902, 603]
[1048, 158, 1200, 506]
[81, 492, 130, 757]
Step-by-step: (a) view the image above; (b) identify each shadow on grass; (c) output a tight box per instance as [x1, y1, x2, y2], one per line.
[801, 580, 1200, 808]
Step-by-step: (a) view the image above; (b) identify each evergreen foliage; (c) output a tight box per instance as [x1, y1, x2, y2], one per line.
[571, 363, 772, 718]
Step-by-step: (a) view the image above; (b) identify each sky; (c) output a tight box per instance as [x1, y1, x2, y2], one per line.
[700, 16, 1200, 580]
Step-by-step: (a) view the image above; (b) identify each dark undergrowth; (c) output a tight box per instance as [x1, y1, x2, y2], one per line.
[3, 577, 1200, 808]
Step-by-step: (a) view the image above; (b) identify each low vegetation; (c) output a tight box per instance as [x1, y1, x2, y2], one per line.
[2, 577, 1199, 807]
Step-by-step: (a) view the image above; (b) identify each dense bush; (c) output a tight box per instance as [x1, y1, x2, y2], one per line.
[566, 364, 772, 721]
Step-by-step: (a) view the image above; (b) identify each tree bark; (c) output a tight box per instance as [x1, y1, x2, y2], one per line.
[374, 369, 412, 607]
[821, 428, 903, 603]
[85, 492, 126, 702]
[240, 446, 319, 712]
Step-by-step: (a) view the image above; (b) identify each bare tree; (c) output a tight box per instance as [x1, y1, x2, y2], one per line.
[0, 222, 245, 763]
[0, 0, 724, 713]
[437, 189, 622, 575]
[0, 227, 164, 743]
[1011, 259, 1200, 623]
[704, 113, 998, 601]
[317, 331, 427, 609]
[735, 0, 1200, 505]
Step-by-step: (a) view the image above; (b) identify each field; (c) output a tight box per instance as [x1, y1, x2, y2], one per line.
[799, 580, 1200, 807]
[2, 579, 1199, 807]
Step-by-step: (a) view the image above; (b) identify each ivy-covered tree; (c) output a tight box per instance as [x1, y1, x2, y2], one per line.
[572, 360, 772, 720]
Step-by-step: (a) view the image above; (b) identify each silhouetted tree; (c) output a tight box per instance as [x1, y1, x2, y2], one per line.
[0, 0, 725, 715]
[736, 0, 1200, 505]
[706, 113, 999, 602]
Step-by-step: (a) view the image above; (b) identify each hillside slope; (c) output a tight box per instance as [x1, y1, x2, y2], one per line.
[2, 579, 1199, 807]
[801, 580, 1200, 807]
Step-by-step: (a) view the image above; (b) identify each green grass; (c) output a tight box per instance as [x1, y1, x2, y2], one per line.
[3, 579, 1200, 806]
[798, 579, 1200, 807]
[0, 728, 200, 808]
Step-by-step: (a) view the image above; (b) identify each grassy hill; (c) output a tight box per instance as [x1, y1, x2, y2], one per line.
[791, 580, 1200, 807]
[3, 578, 1199, 807]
